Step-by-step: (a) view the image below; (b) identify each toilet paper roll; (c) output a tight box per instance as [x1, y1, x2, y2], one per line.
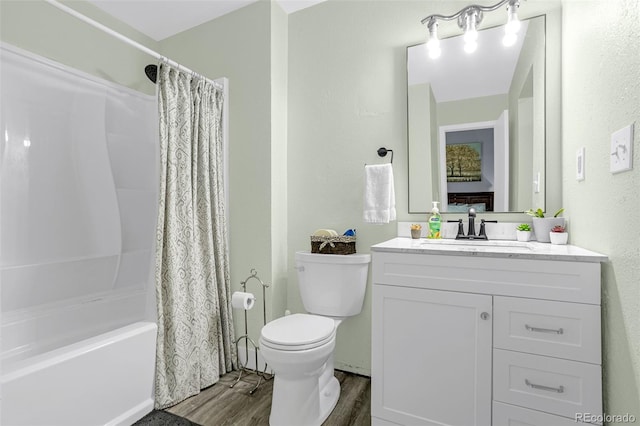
[232, 291, 255, 310]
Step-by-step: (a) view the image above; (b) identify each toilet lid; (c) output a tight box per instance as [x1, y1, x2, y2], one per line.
[261, 313, 335, 350]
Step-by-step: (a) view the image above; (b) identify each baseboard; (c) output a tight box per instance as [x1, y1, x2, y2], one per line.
[334, 361, 371, 377]
[236, 346, 370, 378]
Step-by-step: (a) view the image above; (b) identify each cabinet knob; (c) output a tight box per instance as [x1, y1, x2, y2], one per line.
[480, 312, 490, 320]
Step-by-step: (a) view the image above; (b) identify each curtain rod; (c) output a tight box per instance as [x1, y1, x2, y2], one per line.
[43, 0, 223, 89]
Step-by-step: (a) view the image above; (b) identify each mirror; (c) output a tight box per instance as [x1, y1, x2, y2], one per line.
[408, 14, 557, 213]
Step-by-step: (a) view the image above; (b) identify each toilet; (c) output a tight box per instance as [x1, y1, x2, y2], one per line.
[259, 250, 371, 426]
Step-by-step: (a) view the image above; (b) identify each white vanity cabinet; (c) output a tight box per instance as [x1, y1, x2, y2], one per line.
[371, 239, 606, 426]
[372, 285, 493, 425]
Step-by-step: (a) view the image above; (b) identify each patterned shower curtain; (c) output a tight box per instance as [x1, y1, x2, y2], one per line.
[154, 62, 236, 409]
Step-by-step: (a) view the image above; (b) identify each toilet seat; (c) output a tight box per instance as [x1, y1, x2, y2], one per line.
[261, 313, 336, 351]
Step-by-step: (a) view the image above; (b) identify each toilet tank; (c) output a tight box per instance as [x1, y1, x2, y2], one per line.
[295, 251, 371, 318]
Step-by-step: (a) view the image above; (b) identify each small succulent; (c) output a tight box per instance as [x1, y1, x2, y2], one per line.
[551, 225, 566, 233]
[516, 223, 531, 232]
[525, 208, 565, 218]
[411, 224, 422, 230]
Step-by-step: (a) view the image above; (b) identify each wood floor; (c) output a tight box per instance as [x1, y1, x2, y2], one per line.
[166, 369, 371, 426]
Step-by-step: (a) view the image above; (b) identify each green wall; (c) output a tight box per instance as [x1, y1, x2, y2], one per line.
[270, 1, 289, 331]
[0, 0, 157, 94]
[508, 14, 546, 212]
[288, 0, 421, 374]
[562, 0, 640, 420]
[287, 0, 564, 374]
[437, 94, 508, 126]
[3, 0, 639, 417]
[158, 0, 280, 344]
[408, 83, 434, 212]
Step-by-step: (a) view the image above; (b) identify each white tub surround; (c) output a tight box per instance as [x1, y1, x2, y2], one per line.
[0, 44, 159, 423]
[371, 238, 606, 426]
[0, 43, 159, 365]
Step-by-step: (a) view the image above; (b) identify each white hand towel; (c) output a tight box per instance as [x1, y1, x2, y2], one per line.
[363, 163, 396, 224]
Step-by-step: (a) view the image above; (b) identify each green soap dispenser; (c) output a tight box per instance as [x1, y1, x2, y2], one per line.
[427, 201, 441, 239]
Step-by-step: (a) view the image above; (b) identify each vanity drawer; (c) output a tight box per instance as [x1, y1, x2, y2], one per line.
[492, 401, 598, 426]
[493, 349, 602, 420]
[371, 252, 601, 304]
[493, 296, 601, 363]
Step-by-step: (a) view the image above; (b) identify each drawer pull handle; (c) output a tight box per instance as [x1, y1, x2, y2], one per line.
[525, 324, 564, 334]
[525, 379, 565, 393]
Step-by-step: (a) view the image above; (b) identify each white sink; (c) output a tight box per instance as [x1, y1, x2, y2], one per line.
[421, 239, 534, 251]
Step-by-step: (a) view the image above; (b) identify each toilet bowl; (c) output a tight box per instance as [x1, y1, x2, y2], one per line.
[259, 251, 371, 426]
[260, 314, 339, 426]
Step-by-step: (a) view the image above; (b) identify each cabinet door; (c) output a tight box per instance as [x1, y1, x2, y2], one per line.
[372, 285, 492, 426]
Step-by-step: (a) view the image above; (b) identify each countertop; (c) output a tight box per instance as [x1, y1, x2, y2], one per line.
[371, 237, 608, 263]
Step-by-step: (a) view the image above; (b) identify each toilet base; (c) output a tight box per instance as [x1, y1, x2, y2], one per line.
[318, 375, 340, 425]
[268, 373, 340, 426]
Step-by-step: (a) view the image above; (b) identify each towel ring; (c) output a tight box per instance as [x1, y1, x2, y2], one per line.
[377, 147, 393, 163]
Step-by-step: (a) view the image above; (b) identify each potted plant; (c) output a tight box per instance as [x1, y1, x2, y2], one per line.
[549, 225, 568, 245]
[410, 224, 422, 239]
[515, 223, 532, 242]
[526, 208, 565, 243]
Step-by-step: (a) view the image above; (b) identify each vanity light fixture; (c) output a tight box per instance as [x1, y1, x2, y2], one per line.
[503, 1, 521, 46]
[425, 18, 441, 58]
[462, 9, 479, 53]
[422, 0, 522, 58]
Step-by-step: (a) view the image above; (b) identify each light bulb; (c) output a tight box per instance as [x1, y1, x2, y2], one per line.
[463, 11, 479, 43]
[426, 20, 440, 59]
[464, 40, 478, 54]
[505, 16, 521, 34]
[426, 21, 439, 47]
[464, 28, 478, 43]
[505, 4, 521, 34]
[502, 32, 517, 47]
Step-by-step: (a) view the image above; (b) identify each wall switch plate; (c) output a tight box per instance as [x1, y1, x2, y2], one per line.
[610, 124, 634, 173]
[533, 171, 541, 193]
[576, 147, 585, 181]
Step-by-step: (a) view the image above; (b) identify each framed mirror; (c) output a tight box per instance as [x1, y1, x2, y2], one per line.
[408, 13, 560, 214]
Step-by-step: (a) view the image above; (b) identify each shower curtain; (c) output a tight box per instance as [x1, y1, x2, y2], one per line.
[154, 62, 235, 409]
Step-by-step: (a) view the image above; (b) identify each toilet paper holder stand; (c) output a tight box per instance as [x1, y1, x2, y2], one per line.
[230, 268, 273, 394]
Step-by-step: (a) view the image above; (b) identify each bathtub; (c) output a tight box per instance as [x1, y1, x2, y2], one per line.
[1, 322, 157, 426]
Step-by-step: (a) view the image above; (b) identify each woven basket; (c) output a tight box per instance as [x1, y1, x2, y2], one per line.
[310, 235, 356, 255]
